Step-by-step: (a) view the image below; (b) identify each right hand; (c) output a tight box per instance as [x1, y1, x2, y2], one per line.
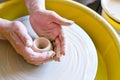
[0, 20, 55, 65]
[29, 10, 73, 61]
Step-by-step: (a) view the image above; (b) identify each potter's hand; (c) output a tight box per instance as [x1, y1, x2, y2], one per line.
[25, 0, 73, 61]
[29, 10, 73, 61]
[0, 19, 55, 65]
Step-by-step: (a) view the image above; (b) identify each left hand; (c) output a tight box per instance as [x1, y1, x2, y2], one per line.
[0, 20, 55, 65]
[29, 10, 73, 61]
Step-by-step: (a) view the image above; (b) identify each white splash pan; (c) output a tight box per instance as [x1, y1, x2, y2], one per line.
[101, 0, 120, 23]
[0, 16, 98, 80]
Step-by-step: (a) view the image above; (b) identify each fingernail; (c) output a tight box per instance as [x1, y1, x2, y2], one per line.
[48, 51, 55, 57]
[54, 57, 60, 62]
[57, 57, 61, 62]
[26, 40, 33, 47]
[68, 20, 74, 24]
[62, 51, 65, 56]
[64, 20, 74, 26]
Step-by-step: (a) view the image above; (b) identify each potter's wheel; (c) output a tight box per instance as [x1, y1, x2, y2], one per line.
[0, 17, 98, 80]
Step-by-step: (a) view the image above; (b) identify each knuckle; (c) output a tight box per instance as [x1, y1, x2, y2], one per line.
[48, 11, 56, 17]
[49, 11, 55, 14]
[26, 59, 33, 65]
[11, 21, 25, 32]
[12, 21, 21, 27]
[11, 21, 21, 30]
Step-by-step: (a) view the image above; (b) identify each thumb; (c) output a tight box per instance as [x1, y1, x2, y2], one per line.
[51, 12, 73, 26]
[11, 21, 33, 47]
[16, 30, 33, 47]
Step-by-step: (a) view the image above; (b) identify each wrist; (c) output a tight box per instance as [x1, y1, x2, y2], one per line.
[25, 0, 46, 14]
[29, 7, 46, 15]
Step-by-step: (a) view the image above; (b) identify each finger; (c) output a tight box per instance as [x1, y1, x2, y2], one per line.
[10, 32, 23, 46]
[46, 22, 61, 40]
[26, 59, 44, 66]
[15, 30, 33, 47]
[50, 12, 73, 26]
[54, 37, 61, 61]
[17, 45, 52, 66]
[12, 21, 33, 47]
[24, 48, 55, 62]
[59, 33, 65, 55]
[27, 51, 55, 65]
[29, 58, 51, 66]
[9, 32, 26, 54]
[20, 48, 44, 65]
[39, 50, 55, 60]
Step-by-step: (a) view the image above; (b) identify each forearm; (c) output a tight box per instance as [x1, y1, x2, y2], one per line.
[25, 0, 45, 14]
[0, 18, 11, 38]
